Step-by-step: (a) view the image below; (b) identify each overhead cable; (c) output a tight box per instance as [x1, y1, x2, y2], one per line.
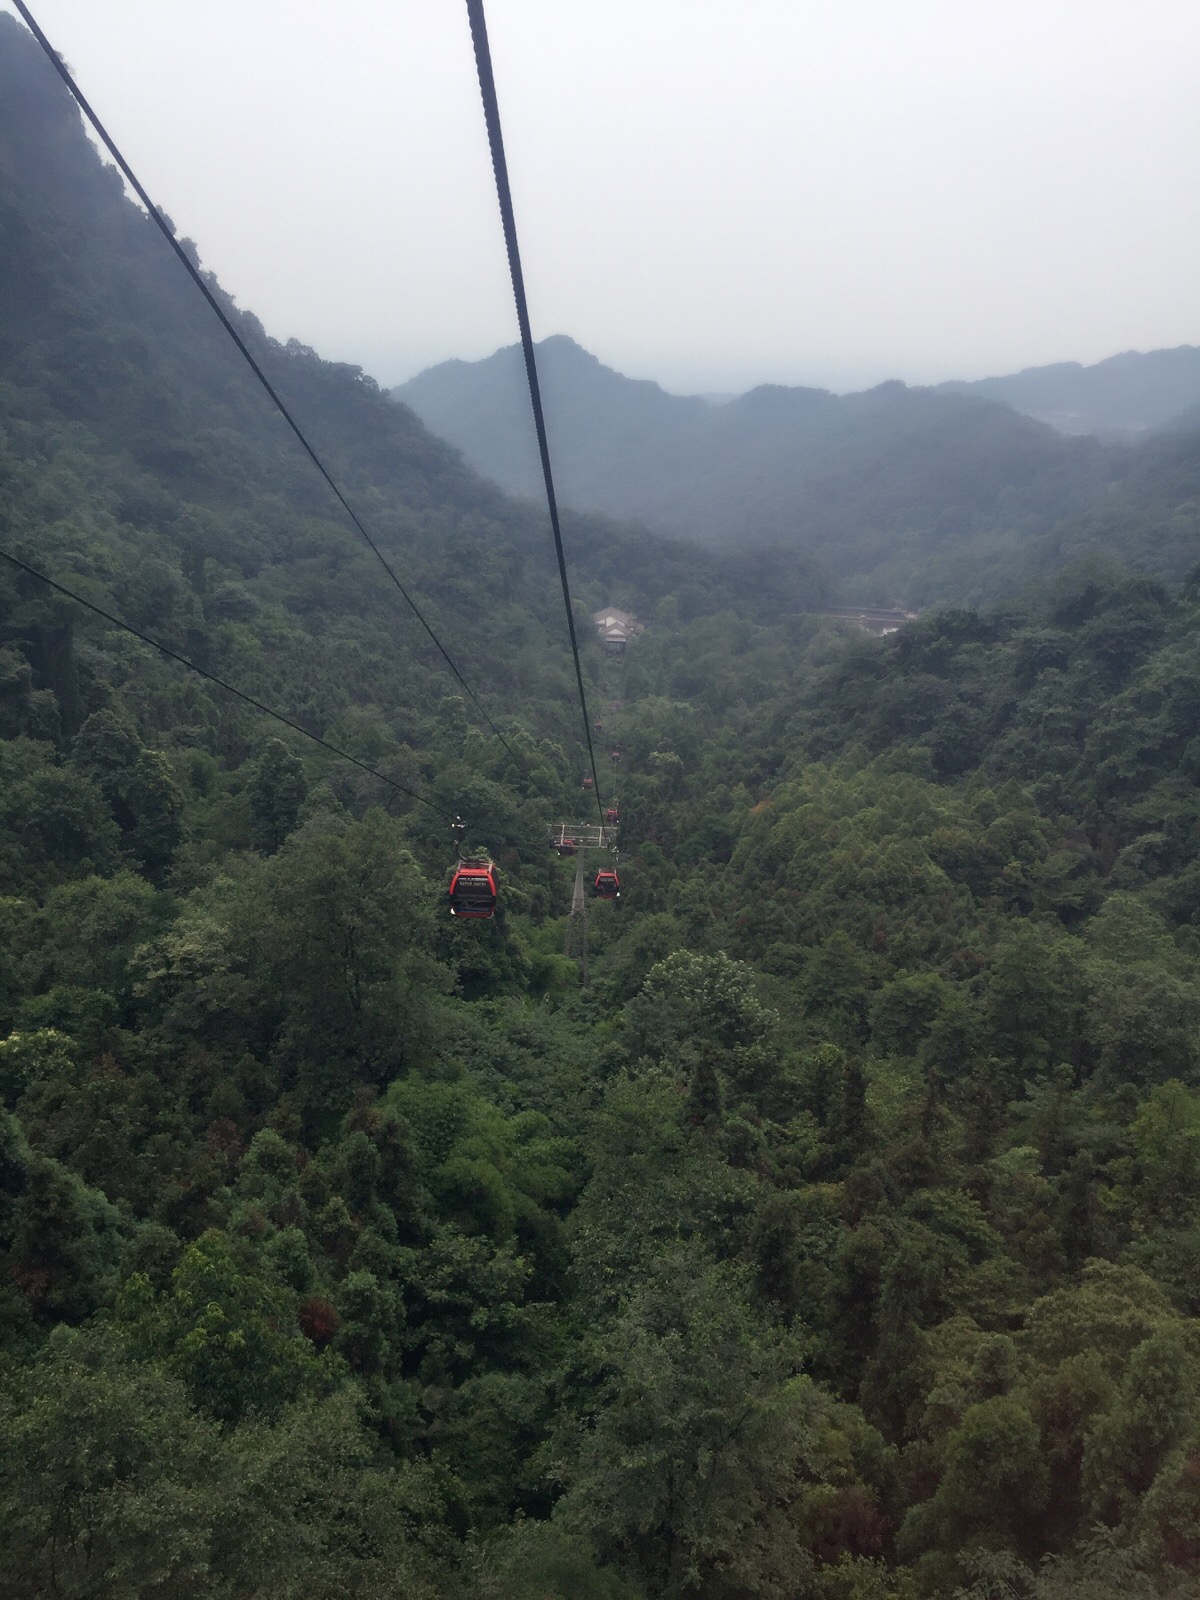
[0, 545, 447, 817]
[13, 0, 527, 775]
[464, 0, 607, 825]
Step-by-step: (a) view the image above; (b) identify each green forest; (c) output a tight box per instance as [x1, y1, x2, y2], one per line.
[395, 339, 1200, 609]
[5, 14, 1200, 1598]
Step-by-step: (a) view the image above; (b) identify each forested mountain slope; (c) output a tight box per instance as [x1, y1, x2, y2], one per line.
[937, 345, 1200, 440]
[0, 15, 834, 711]
[398, 340, 1200, 610]
[5, 13, 1200, 1600]
[395, 338, 1112, 602]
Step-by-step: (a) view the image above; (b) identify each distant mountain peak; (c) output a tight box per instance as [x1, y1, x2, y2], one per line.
[537, 333, 593, 357]
[938, 344, 1200, 439]
[392, 335, 1115, 585]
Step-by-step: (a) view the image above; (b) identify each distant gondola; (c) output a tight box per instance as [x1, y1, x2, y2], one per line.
[593, 868, 621, 900]
[449, 858, 499, 918]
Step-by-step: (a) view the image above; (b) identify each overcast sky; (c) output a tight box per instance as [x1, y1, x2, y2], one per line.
[5, 0, 1199, 395]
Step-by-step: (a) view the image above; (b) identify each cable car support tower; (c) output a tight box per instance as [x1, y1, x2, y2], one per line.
[550, 820, 617, 987]
[567, 854, 589, 986]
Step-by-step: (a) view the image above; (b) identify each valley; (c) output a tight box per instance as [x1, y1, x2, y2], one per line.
[2, 12, 1200, 1599]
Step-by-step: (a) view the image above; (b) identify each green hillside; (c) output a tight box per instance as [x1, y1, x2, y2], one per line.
[937, 346, 1200, 440]
[396, 338, 1120, 604]
[4, 13, 1200, 1599]
[397, 340, 1200, 611]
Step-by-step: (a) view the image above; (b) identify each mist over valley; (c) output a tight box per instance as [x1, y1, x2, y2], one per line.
[4, 10, 1200, 1599]
[396, 335, 1200, 607]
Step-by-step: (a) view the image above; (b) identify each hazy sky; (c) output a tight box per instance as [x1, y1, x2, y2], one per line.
[5, 0, 1199, 394]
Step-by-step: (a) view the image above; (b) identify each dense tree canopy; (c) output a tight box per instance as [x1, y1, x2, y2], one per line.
[4, 12, 1200, 1598]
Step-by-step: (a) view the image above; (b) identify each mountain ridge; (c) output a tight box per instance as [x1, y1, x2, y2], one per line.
[10, 18, 1200, 1598]
[936, 343, 1200, 439]
[394, 336, 1112, 600]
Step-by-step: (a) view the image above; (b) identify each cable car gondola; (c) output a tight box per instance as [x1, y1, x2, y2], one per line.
[582, 775, 594, 791]
[610, 744, 622, 765]
[593, 868, 621, 901]
[605, 804, 620, 825]
[449, 858, 499, 918]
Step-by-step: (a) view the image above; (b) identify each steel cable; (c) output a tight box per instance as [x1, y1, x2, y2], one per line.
[464, 0, 607, 827]
[13, 0, 528, 777]
[0, 545, 448, 817]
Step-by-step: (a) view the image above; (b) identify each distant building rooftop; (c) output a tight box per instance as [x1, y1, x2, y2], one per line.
[592, 607, 644, 652]
[819, 606, 918, 637]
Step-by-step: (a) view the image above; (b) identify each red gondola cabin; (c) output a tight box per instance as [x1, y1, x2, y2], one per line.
[449, 859, 499, 918]
[582, 775, 594, 791]
[593, 868, 621, 900]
